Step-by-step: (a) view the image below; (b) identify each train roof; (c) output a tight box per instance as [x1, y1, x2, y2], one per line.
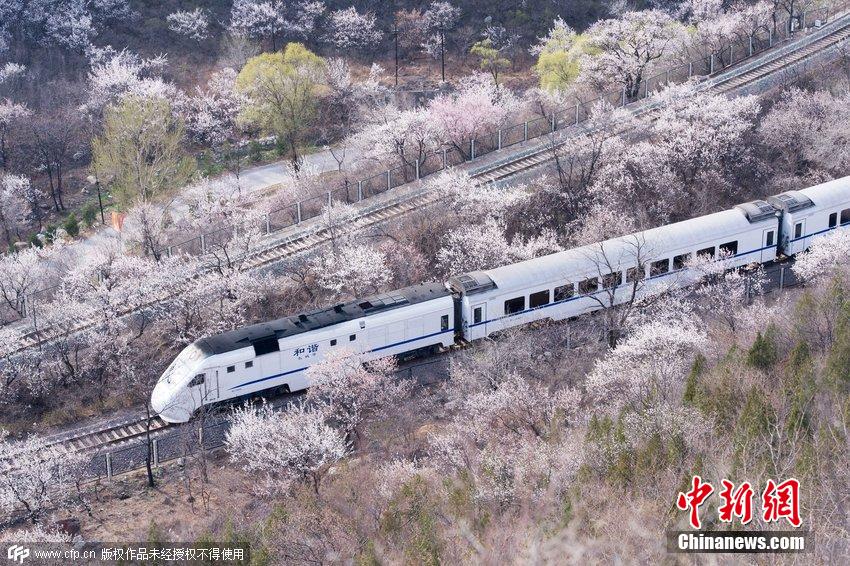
[195, 281, 451, 355]
[464, 206, 765, 295]
[797, 176, 850, 210]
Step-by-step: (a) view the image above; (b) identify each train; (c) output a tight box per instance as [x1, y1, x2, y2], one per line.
[151, 176, 850, 423]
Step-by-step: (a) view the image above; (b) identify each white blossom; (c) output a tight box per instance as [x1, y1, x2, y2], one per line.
[184, 68, 246, 147]
[225, 403, 348, 494]
[309, 241, 392, 299]
[793, 228, 850, 282]
[0, 174, 29, 244]
[587, 319, 707, 412]
[324, 7, 382, 50]
[0, 431, 88, 522]
[167, 8, 210, 41]
[305, 348, 407, 437]
[0, 63, 25, 84]
[436, 217, 561, 275]
[579, 10, 682, 97]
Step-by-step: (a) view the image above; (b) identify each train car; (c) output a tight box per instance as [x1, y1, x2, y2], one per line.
[771, 177, 850, 256]
[153, 176, 850, 424]
[151, 282, 455, 423]
[448, 202, 779, 340]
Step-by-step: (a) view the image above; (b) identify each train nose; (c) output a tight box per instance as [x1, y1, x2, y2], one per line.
[150, 381, 191, 424]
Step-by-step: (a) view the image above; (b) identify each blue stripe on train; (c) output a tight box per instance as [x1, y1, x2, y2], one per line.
[229, 328, 455, 390]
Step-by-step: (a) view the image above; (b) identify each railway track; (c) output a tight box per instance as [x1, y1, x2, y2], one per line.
[6, 14, 850, 359]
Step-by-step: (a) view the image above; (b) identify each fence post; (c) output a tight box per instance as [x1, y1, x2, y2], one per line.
[296, 201, 302, 224]
[710, 53, 714, 74]
[749, 35, 753, 56]
[574, 103, 579, 125]
[497, 128, 502, 150]
[666, 69, 670, 84]
[386, 169, 391, 190]
[168, 245, 173, 258]
[153, 438, 159, 467]
[265, 214, 271, 234]
[200, 234, 206, 254]
[198, 426, 204, 446]
[471, 139, 476, 160]
[779, 266, 785, 289]
[769, 28, 773, 47]
[729, 44, 733, 64]
[550, 113, 556, 132]
[106, 452, 113, 479]
[327, 191, 332, 207]
[415, 158, 420, 180]
[688, 62, 693, 78]
[524, 121, 528, 141]
[621, 86, 626, 107]
[801, 11, 805, 29]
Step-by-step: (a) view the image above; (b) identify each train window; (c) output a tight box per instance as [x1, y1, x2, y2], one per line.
[673, 253, 692, 270]
[626, 266, 645, 283]
[349, 334, 356, 341]
[650, 259, 670, 277]
[829, 212, 838, 228]
[794, 222, 803, 239]
[841, 208, 850, 225]
[473, 307, 483, 324]
[441, 315, 449, 331]
[578, 278, 598, 295]
[252, 337, 280, 356]
[766, 231, 775, 247]
[330, 339, 337, 346]
[697, 246, 715, 260]
[189, 374, 205, 387]
[245, 361, 253, 369]
[554, 284, 574, 301]
[530, 290, 550, 308]
[227, 365, 235, 373]
[719, 241, 738, 257]
[504, 296, 525, 315]
[601, 272, 620, 289]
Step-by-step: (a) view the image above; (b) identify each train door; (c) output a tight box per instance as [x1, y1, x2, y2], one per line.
[762, 228, 776, 263]
[469, 302, 487, 340]
[205, 370, 220, 402]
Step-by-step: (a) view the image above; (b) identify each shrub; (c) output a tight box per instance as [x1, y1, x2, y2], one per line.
[63, 213, 80, 238]
[249, 140, 262, 162]
[81, 203, 98, 227]
[747, 328, 778, 370]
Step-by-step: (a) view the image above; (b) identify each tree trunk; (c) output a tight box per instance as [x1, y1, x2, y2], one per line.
[288, 134, 299, 173]
[394, 30, 400, 87]
[440, 31, 446, 82]
[144, 403, 156, 488]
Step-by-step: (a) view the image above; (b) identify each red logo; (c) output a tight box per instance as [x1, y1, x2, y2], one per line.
[677, 477, 802, 529]
[676, 475, 714, 529]
[718, 479, 754, 525]
[762, 478, 801, 528]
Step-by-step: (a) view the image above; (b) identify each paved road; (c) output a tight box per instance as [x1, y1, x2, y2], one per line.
[56, 145, 364, 265]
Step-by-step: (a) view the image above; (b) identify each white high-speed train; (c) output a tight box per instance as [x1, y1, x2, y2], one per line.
[151, 176, 850, 423]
